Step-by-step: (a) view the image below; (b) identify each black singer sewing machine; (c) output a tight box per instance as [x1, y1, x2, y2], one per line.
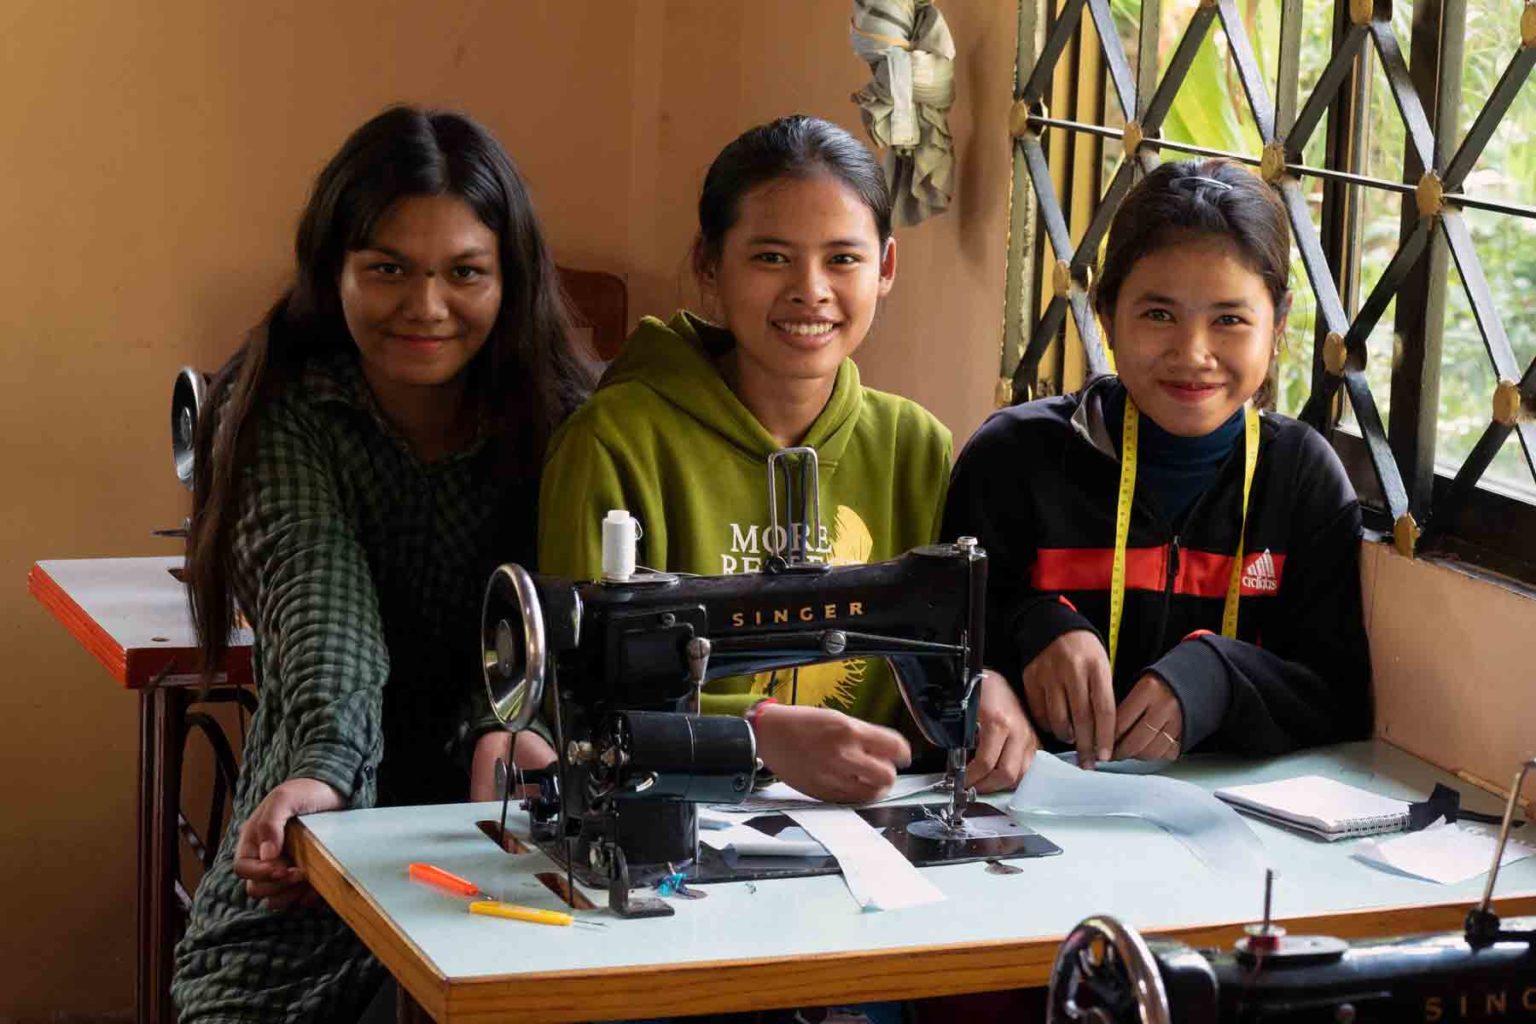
[480, 451, 1056, 917]
[1044, 760, 1536, 1023]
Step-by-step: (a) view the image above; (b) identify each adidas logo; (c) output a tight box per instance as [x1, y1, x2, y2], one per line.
[1241, 549, 1279, 592]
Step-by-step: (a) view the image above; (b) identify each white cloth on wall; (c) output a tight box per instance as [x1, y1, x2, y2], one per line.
[850, 0, 956, 227]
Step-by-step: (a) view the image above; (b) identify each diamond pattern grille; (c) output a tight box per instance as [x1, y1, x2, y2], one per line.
[1002, 0, 1536, 556]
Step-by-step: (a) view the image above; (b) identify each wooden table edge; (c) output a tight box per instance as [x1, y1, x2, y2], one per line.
[28, 561, 130, 686]
[292, 821, 451, 1020]
[440, 894, 1536, 1022]
[28, 558, 255, 689]
[293, 816, 1536, 1023]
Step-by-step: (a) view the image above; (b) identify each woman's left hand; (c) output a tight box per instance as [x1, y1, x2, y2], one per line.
[1111, 674, 1183, 761]
[233, 777, 347, 910]
[470, 729, 558, 801]
[966, 669, 1038, 793]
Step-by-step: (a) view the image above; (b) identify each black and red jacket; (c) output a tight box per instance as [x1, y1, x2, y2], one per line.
[941, 376, 1372, 756]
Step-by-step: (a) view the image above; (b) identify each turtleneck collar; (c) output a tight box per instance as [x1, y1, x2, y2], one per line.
[1104, 381, 1245, 525]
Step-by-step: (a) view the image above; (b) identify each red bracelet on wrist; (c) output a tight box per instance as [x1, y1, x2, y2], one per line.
[744, 697, 779, 730]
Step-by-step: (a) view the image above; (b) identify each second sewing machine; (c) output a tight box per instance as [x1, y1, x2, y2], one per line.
[479, 448, 1057, 917]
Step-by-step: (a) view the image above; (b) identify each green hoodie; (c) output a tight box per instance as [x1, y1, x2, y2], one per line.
[538, 311, 953, 726]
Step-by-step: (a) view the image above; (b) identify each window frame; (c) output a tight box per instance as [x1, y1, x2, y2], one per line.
[1002, 0, 1536, 585]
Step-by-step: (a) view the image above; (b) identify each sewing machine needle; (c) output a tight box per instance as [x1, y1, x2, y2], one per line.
[495, 756, 511, 848]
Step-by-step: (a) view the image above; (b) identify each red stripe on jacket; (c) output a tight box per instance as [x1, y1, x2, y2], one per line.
[1033, 547, 1286, 598]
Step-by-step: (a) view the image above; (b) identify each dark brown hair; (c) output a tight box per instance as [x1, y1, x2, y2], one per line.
[691, 114, 892, 272]
[187, 106, 587, 680]
[1094, 159, 1291, 404]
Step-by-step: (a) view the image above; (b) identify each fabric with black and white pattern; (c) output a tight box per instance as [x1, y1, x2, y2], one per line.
[173, 345, 537, 1023]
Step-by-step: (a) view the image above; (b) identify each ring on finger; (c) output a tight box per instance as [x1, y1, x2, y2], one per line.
[1139, 720, 1178, 745]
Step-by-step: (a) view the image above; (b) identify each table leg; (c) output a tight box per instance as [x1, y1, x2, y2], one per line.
[139, 684, 189, 1024]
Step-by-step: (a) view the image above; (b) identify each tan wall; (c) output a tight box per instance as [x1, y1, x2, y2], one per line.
[0, 1, 1012, 1016]
[624, 1, 1010, 444]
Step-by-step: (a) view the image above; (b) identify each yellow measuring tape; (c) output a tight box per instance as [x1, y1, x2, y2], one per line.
[1107, 399, 1260, 674]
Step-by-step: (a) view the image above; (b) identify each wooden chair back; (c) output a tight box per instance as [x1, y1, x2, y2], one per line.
[557, 267, 628, 361]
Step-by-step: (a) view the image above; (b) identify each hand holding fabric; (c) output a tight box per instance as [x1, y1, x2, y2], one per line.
[752, 703, 912, 804]
[1112, 674, 1184, 761]
[966, 669, 1038, 792]
[1020, 629, 1116, 769]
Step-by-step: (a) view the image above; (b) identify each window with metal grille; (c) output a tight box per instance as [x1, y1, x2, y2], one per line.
[1000, 0, 1536, 582]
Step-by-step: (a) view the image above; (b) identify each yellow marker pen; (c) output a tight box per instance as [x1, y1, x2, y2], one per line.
[468, 900, 574, 927]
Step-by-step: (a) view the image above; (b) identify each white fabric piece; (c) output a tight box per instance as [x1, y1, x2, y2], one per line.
[698, 808, 747, 829]
[850, 0, 955, 225]
[1353, 820, 1536, 885]
[1056, 750, 1174, 775]
[1008, 752, 1269, 876]
[721, 773, 946, 814]
[698, 822, 829, 858]
[784, 807, 946, 911]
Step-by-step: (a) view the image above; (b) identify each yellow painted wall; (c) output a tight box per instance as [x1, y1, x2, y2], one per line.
[0, 1, 1013, 1016]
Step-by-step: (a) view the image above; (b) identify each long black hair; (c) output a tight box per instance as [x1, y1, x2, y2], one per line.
[188, 105, 587, 678]
[692, 114, 893, 272]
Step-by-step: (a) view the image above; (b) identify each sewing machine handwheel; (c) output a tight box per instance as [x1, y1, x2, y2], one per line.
[171, 366, 208, 490]
[1045, 916, 1171, 1024]
[481, 563, 547, 732]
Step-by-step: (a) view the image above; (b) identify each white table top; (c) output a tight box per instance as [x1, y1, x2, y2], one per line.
[296, 740, 1536, 1020]
[30, 556, 251, 687]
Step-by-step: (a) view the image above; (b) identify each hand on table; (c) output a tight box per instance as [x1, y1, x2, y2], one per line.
[752, 703, 912, 805]
[233, 777, 346, 910]
[1112, 673, 1183, 761]
[470, 729, 558, 801]
[1020, 629, 1115, 770]
[965, 669, 1038, 792]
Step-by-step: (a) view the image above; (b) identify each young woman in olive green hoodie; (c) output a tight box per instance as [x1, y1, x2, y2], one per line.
[530, 115, 1037, 806]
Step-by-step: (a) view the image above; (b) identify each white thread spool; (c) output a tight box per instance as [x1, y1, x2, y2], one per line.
[601, 509, 641, 582]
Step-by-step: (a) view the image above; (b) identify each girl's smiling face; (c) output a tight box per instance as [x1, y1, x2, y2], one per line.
[699, 172, 896, 387]
[338, 194, 502, 398]
[1108, 233, 1286, 436]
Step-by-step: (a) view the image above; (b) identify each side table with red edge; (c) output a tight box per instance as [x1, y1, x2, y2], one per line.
[29, 557, 253, 1024]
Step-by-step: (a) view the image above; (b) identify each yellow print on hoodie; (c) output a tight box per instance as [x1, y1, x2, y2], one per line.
[720, 505, 875, 711]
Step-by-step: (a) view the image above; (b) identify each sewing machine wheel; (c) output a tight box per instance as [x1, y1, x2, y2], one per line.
[1045, 916, 1171, 1024]
[482, 564, 548, 732]
[171, 367, 207, 490]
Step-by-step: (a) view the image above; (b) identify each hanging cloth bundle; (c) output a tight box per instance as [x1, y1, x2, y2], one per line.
[849, 0, 956, 227]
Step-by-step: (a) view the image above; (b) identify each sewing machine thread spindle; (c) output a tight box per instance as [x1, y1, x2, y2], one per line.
[601, 509, 641, 582]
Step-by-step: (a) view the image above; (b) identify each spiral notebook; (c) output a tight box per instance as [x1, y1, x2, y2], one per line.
[1214, 775, 1412, 841]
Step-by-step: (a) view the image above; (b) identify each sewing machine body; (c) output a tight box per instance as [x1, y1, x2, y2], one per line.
[543, 543, 986, 745]
[483, 542, 991, 913]
[1048, 764, 1536, 1023]
[1181, 927, 1536, 1022]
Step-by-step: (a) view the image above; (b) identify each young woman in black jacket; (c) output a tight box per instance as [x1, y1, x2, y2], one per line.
[944, 159, 1371, 773]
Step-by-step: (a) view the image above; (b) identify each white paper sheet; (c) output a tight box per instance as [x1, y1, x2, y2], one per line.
[697, 822, 829, 858]
[1008, 751, 1269, 876]
[721, 773, 947, 814]
[783, 807, 946, 911]
[1353, 820, 1536, 884]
